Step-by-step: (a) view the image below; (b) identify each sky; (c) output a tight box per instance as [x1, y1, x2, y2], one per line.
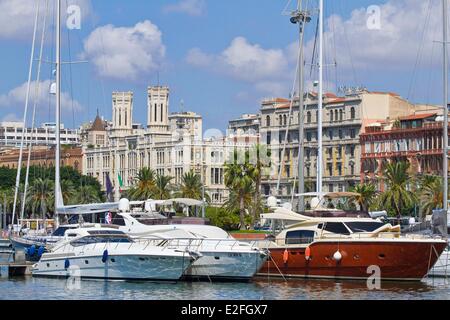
[0, 0, 448, 132]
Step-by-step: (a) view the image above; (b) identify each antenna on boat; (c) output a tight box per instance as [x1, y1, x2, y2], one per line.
[443, 0, 449, 213]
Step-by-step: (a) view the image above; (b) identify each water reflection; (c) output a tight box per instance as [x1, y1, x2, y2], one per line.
[0, 276, 449, 300]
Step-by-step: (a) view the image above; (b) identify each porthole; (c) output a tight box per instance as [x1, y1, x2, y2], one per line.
[46, 263, 50, 267]
[353, 254, 360, 260]
[111, 258, 115, 263]
[214, 257, 220, 260]
[85, 260, 89, 264]
[378, 254, 386, 259]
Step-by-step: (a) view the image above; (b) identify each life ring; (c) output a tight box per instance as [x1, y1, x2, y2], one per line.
[283, 249, 289, 264]
[305, 246, 311, 261]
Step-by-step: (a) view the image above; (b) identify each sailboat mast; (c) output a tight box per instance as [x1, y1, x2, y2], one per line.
[296, 0, 309, 211]
[55, 0, 61, 223]
[316, 0, 323, 194]
[444, 0, 449, 212]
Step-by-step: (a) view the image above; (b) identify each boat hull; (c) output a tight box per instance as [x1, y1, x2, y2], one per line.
[183, 250, 267, 281]
[429, 248, 450, 277]
[32, 254, 193, 281]
[258, 240, 447, 281]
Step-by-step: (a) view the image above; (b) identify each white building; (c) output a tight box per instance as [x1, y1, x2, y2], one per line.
[83, 86, 256, 205]
[0, 121, 80, 147]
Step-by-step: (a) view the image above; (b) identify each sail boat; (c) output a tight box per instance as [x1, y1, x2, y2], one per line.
[257, 0, 447, 281]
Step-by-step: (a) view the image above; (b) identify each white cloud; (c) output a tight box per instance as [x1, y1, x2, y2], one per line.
[1, 113, 21, 122]
[81, 20, 166, 81]
[0, 80, 84, 119]
[303, 0, 442, 71]
[0, 0, 92, 40]
[163, 0, 206, 16]
[186, 37, 291, 96]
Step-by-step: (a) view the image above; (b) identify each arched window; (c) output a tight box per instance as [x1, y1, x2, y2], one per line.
[266, 115, 271, 127]
[284, 114, 288, 126]
[330, 111, 334, 122]
[279, 115, 283, 126]
[335, 110, 339, 122]
[307, 111, 312, 123]
[351, 107, 356, 120]
[339, 109, 343, 121]
[316, 111, 319, 123]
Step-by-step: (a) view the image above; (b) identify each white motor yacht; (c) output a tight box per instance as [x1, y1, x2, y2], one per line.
[31, 225, 199, 281]
[117, 199, 268, 281]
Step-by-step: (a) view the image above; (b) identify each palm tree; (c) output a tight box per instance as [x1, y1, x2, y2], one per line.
[128, 167, 156, 200]
[224, 179, 254, 226]
[176, 170, 210, 202]
[224, 159, 254, 230]
[247, 144, 271, 223]
[350, 183, 377, 212]
[26, 178, 54, 218]
[379, 161, 416, 220]
[154, 175, 173, 200]
[74, 185, 101, 204]
[60, 180, 76, 205]
[420, 176, 443, 217]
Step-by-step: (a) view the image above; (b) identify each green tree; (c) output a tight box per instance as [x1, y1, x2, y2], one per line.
[379, 162, 416, 220]
[224, 156, 254, 230]
[154, 175, 173, 200]
[177, 170, 203, 199]
[128, 167, 156, 200]
[74, 185, 102, 204]
[60, 180, 76, 205]
[350, 183, 377, 212]
[26, 178, 54, 218]
[420, 175, 443, 217]
[247, 144, 271, 225]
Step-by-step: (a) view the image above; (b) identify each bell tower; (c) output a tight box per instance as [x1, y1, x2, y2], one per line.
[112, 91, 133, 134]
[147, 86, 169, 133]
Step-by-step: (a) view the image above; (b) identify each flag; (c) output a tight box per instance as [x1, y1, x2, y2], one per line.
[105, 173, 113, 202]
[105, 212, 112, 225]
[118, 174, 124, 193]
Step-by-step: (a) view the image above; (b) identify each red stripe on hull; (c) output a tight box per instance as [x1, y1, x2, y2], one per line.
[259, 241, 447, 281]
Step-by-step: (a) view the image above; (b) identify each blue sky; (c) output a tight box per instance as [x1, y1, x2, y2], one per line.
[0, 0, 446, 131]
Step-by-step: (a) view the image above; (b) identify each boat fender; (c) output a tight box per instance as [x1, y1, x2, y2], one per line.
[64, 259, 70, 269]
[37, 246, 45, 258]
[102, 250, 109, 263]
[333, 251, 342, 262]
[305, 246, 311, 261]
[283, 249, 289, 264]
[28, 245, 36, 256]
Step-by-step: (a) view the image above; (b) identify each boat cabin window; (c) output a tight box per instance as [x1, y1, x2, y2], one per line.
[285, 230, 315, 245]
[345, 222, 386, 233]
[71, 230, 132, 247]
[322, 222, 350, 235]
[53, 226, 75, 237]
[111, 214, 126, 226]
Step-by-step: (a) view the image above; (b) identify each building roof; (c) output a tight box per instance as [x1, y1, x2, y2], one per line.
[398, 113, 437, 121]
[91, 115, 106, 132]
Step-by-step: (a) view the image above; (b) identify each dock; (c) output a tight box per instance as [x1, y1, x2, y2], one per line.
[0, 263, 34, 277]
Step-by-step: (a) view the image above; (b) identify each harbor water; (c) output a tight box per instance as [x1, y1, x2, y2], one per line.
[1, 276, 450, 300]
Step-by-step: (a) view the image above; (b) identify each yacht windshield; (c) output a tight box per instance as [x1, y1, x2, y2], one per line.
[345, 222, 386, 233]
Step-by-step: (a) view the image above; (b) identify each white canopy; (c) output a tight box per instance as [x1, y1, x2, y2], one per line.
[56, 202, 119, 215]
[161, 198, 204, 206]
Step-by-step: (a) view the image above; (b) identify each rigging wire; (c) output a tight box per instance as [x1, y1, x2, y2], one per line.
[21, 0, 50, 221]
[11, 0, 41, 226]
[406, 0, 433, 102]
